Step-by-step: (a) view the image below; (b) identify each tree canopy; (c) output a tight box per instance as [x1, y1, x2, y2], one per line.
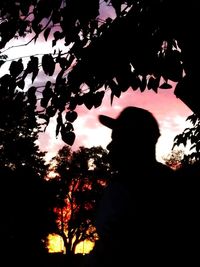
[47, 145, 112, 254]
[1, 1, 200, 262]
[0, 54, 57, 258]
[0, 88, 56, 259]
[0, 0, 199, 147]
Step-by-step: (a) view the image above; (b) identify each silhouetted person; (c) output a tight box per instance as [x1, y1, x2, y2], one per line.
[173, 161, 200, 264]
[83, 106, 178, 267]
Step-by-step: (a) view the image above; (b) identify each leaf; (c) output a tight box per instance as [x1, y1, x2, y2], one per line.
[56, 113, 63, 137]
[42, 54, 55, 76]
[65, 111, 78, 122]
[130, 75, 141, 91]
[57, 112, 63, 125]
[61, 129, 75, 146]
[83, 93, 94, 110]
[186, 114, 198, 125]
[44, 28, 51, 41]
[147, 76, 160, 93]
[40, 97, 49, 108]
[65, 123, 74, 132]
[68, 97, 77, 111]
[191, 135, 197, 144]
[27, 86, 37, 106]
[46, 106, 57, 117]
[17, 79, 25, 89]
[159, 82, 172, 89]
[0, 74, 12, 87]
[110, 0, 122, 16]
[110, 92, 115, 106]
[9, 59, 24, 77]
[57, 57, 69, 70]
[32, 67, 39, 83]
[52, 10, 61, 24]
[42, 81, 53, 99]
[20, 1, 30, 16]
[53, 31, 62, 41]
[52, 39, 57, 47]
[164, 50, 183, 82]
[140, 76, 147, 92]
[107, 80, 121, 98]
[32, 20, 42, 35]
[94, 91, 105, 108]
[56, 123, 61, 137]
[23, 56, 38, 81]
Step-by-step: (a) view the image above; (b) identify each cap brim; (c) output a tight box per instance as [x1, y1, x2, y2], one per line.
[98, 115, 115, 129]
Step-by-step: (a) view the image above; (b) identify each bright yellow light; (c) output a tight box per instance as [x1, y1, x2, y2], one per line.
[75, 240, 94, 254]
[47, 234, 64, 253]
[47, 234, 94, 255]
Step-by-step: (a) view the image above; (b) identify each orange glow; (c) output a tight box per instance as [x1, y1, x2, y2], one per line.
[47, 234, 94, 254]
[75, 240, 94, 254]
[47, 234, 64, 253]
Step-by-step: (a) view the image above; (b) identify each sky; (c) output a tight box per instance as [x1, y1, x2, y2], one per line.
[0, 0, 195, 256]
[37, 85, 192, 163]
[0, 2, 193, 164]
[0, 38, 192, 164]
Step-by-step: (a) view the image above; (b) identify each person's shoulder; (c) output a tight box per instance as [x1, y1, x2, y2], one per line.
[156, 161, 174, 172]
[155, 161, 175, 178]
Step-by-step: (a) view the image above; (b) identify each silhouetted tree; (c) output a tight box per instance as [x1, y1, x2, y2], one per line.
[0, 0, 199, 146]
[173, 114, 200, 164]
[47, 145, 111, 255]
[0, 74, 57, 259]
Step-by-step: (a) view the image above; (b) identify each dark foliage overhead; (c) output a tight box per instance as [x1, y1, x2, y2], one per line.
[0, 0, 199, 145]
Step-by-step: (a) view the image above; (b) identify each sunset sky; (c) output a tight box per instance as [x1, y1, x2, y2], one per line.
[0, 42, 192, 163]
[0, 2, 193, 164]
[0, 1, 195, 255]
[38, 85, 192, 163]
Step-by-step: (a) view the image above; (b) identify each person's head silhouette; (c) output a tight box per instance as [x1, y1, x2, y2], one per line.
[82, 107, 176, 267]
[99, 106, 161, 172]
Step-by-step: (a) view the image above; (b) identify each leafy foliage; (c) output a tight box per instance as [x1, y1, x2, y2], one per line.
[0, 66, 57, 256]
[173, 114, 200, 163]
[0, 166, 58, 258]
[47, 145, 112, 254]
[1, 0, 198, 145]
[0, 73, 44, 170]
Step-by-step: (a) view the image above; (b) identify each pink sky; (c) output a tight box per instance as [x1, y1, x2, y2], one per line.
[1, 38, 192, 164]
[1, 2, 193, 163]
[39, 86, 192, 163]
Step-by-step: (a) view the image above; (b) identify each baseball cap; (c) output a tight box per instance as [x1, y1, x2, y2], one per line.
[98, 106, 160, 142]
